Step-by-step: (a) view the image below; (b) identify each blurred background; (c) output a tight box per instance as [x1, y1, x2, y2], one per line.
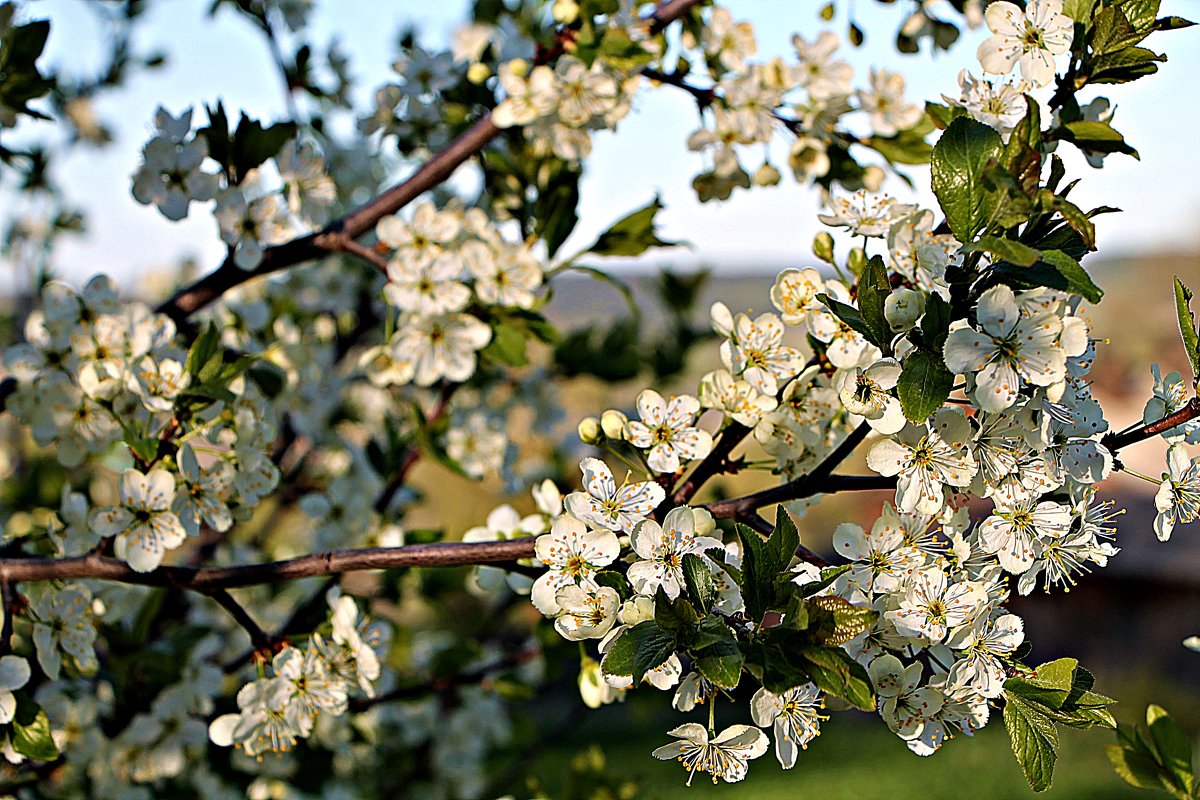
[2, 1, 1199, 797]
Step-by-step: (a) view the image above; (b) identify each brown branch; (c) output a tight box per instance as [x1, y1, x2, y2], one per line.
[1103, 397, 1200, 453]
[348, 645, 540, 712]
[700, 422, 881, 520]
[205, 588, 273, 652]
[0, 538, 536, 590]
[664, 421, 751, 511]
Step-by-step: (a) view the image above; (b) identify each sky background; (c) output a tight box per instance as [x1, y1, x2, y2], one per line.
[8, 0, 1200, 292]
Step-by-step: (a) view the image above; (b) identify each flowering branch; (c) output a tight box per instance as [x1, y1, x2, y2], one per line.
[153, 0, 706, 327]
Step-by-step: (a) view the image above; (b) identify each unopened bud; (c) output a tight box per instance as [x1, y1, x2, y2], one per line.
[847, 247, 867, 276]
[578, 416, 602, 444]
[507, 57, 530, 78]
[467, 63, 491, 84]
[862, 165, 886, 192]
[692, 507, 716, 537]
[753, 162, 781, 187]
[601, 409, 628, 440]
[884, 288, 925, 332]
[813, 231, 835, 264]
[552, 0, 580, 24]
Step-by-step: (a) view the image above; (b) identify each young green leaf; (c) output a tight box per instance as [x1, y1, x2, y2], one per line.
[12, 694, 58, 761]
[587, 195, 680, 257]
[898, 350, 954, 423]
[931, 117, 1006, 242]
[682, 553, 716, 614]
[1004, 693, 1060, 793]
[1173, 277, 1200, 387]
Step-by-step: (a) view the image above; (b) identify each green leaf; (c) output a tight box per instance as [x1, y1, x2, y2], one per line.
[862, 124, 933, 166]
[797, 644, 875, 712]
[654, 588, 699, 632]
[769, 505, 801, 574]
[631, 621, 677, 684]
[587, 195, 680, 257]
[128, 437, 161, 464]
[536, 178, 581, 259]
[806, 595, 878, 646]
[688, 615, 735, 650]
[1061, 120, 1139, 159]
[682, 553, 716, 614]
[931, 117, 1006, 242]
[1147, 704, 1195, 794]
[857, 255, 892, 349]
[920, 294, 952, 352]
[480, 321, 528, 367]
[1106, 744, 1169, 792]
[184, 323, 222, 380]
[816, 293, 876, 343]
[964, 235, 1041, 267]
[897, 350, 954, 423]
[1004, 693, 1060, 793]
[594, 570, 632, 601]
[12, 694, 58, 761]
[1091, 45, 1166, 84]
[1091, 6, 1143, 55]
[924, 101, 967, 130]
[694, 638, 743, 690]
[601, 620, 671, 680]
[1173, 277, 1200, 387]
[992, 249, 1103, 303]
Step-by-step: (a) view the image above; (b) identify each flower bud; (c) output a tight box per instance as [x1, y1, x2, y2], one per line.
[578, 416, 602, 444]
[466, 63, 491, 84]
[506, 57, 530, 78]
[753, 162, 781, 187]
[847, 247, 867, 275]
[813, 231, 835, 264]
[884, 288, 925, 332]
[601, 409, 628, 440]
[552, 0, 580, 24]
[862, 165, 886, 192]
[619, 596, 655, 626]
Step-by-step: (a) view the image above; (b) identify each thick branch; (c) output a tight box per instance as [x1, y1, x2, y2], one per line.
[0, 538, 536, 590]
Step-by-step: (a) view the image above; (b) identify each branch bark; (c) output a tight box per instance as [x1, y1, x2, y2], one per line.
[0, 538, 537, 590]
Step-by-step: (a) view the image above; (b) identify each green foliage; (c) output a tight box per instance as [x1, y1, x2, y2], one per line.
[1106, 705, 1197, 799]
[1173, 277, 1200, 388]
[1002, 659, 1117, 793]
[897, 350, 954, 423]
[9, 693, 58, 761]
[198, 102, 296, 184]
[856, 255, 892, 351]
[931, 117, 1006, 243]
[736, 508, 799, 621]
[990, 249, 1103, 304]
[586, 195, 680, 258]
[681, 553, 716, 614]
[0, 6, 53, 131]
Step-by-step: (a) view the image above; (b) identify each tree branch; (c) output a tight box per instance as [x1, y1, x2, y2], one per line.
[0, 538, 537, 590]
[205, 588, 273, 652]
[348, 645, 540, 712]
[1103, 397, 1200, 453]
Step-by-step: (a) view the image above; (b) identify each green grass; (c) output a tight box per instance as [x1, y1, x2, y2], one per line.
[524, 700, 1142, 800]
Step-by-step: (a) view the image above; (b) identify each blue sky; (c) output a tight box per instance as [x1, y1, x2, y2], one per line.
[11, 0, 1200, 291]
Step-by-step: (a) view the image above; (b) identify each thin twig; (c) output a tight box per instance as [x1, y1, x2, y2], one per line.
[1103, 397, 1200, 453]
[348, 645, 540, 712]
[205, 588, 273, 652]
